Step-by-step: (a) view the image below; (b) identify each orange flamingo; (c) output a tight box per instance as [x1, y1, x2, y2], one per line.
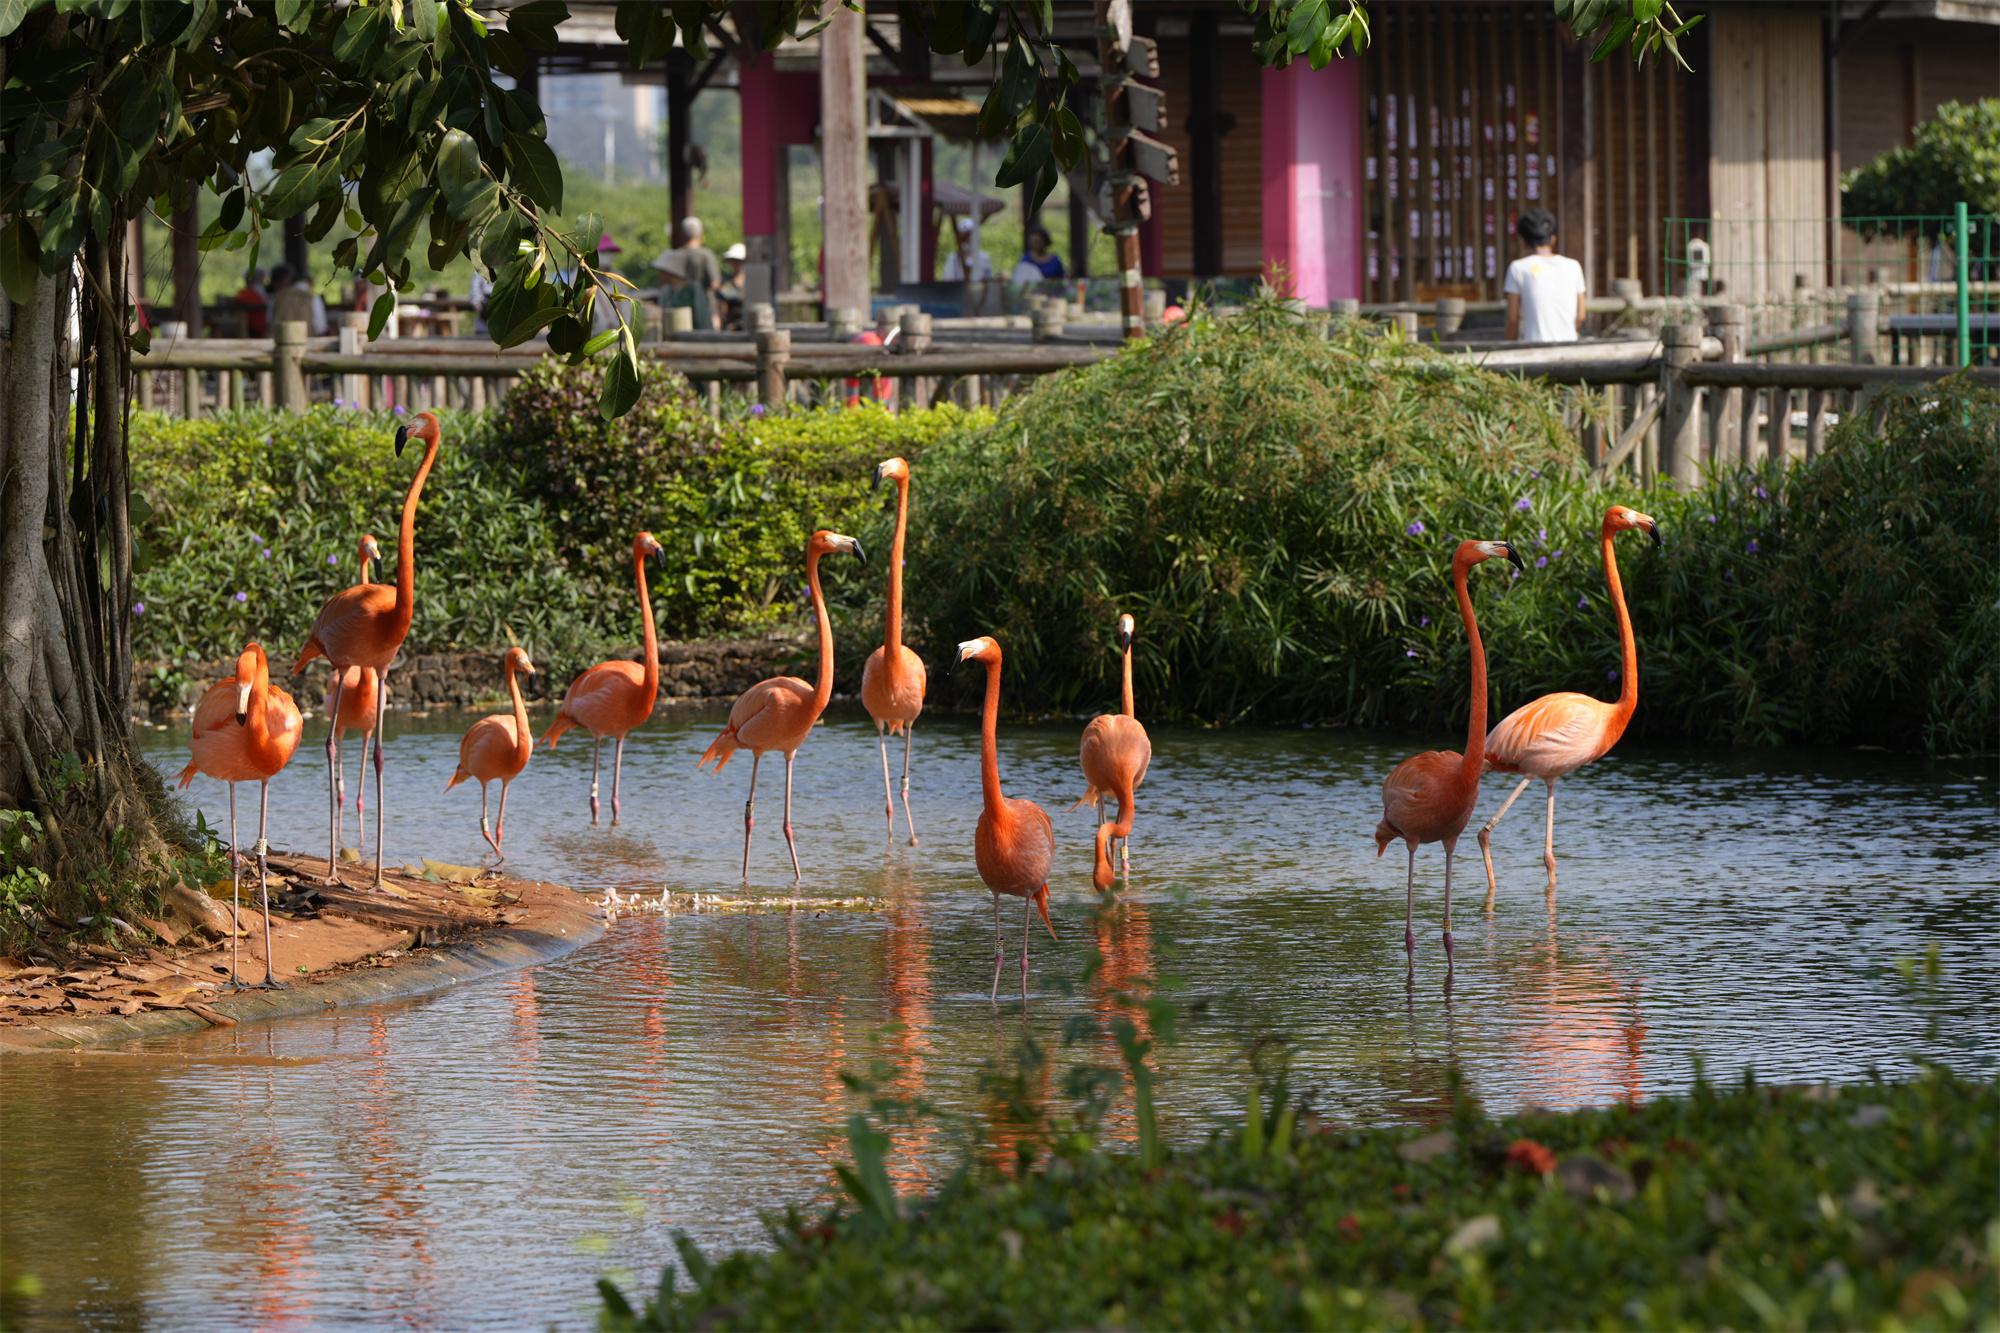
[697, 530, 866, 881]
[177, 643, 302, 987]
[1375, 539, 1523, 973]
[295, 410, 443, 886]
[860, 457, 926, 845]
[1076, 612, 1153, 891]
[539, 532, 666, 826]
[445, 647, 538, 861]
[326, 534, 385, 857]
[953, 635, 1058, 1003]
[1477, 505, 1661, 904]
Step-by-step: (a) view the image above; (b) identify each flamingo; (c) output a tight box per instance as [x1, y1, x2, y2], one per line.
[177, 643, 302, 988]
[1374, 539, 1523, 973]
[1477, 505, 1662, 904]
[294, 409, 443, 887]
[446, 647, 538, 861]
[953, 635, 1057, 1003]
[697, 530, 865, 881]
[860, 457, 927, 845]
[1076, 613, 1152, 891]
[326, 534, 385, 858]
[539, 532, 666, 826]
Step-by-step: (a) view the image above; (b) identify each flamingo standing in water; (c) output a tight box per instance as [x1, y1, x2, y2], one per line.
[178, 643, 302, 987]
[1375, 539, 1523, 973]
[326, 534, 385, 858]
[295, 410, 443, 886]
[860, 457, 926, 845]
[698, 530, 866, 881]
[540, 532, 665, 826]
[953, 635, 1057, 1003]
[1076, 613, 1152, 890]
[446, 647, 537, 860]
[1477, 505, 1661, 904]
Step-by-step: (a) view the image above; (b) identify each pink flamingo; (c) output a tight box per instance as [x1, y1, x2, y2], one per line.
[1374, 539, 1522, 973]
[860, 457, 926, 845]
[1076, 612, 1152, 890]
[697, 530, 866, 881]
[295, 411, 443, 886]
[177, 643, 302, 987]
[953, 635, 1057, 1003]
[446, 647, 538, 861]
[326, 534, 385, 857]
[1477, 506, 1661, 903]
[539, 532, 665, 826]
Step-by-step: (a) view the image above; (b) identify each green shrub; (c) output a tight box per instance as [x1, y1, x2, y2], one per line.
[903, 302, 1997, 752]
[1841, 99, 2000, 229]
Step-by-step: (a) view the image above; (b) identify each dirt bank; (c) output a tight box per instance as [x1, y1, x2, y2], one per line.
[0, 853, 602, 1051]
[135, 634, 808, 721]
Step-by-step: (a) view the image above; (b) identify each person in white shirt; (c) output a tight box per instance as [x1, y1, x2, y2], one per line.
[941, 216, 993, 281]
[1503, 209, 1587, 343]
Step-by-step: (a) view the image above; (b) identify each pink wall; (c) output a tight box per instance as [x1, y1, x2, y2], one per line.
[1260, 60, 1364, 305]
[738, 54, 820, 236]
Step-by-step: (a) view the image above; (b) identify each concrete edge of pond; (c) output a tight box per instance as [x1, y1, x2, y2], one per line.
[0, 879, 605, 1054]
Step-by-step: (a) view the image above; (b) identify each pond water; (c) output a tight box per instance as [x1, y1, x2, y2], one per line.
[3, 704, 1994, 1330]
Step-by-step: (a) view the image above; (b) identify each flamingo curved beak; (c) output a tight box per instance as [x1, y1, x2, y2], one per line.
[846, 536, 867, 567]
[1503, 542, 1526, 573]
[873, 462, 886, 491]
[234, 680, 252, 727]
[393, 423, 409, 457]
[1647, 521, 1664, 548]
[1116, 623, 1134, 651]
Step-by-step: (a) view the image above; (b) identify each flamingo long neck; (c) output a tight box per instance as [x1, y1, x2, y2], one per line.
[979, 656, 1005, 817]
[1603, 526, 1639, 732]
[359, 548, 373, 585]
[633, 544, 659, 707]
[392, 431, 440, 641]
[1120, 640, 1135, 718]
[505, 658, 531, 766]
[1454, 561, 1488, 789]
[807, 549, 835, 718]
[884, 477, 909, 661]
[244, 653, 273, 751]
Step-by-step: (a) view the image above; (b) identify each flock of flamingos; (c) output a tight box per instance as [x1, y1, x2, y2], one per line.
[178, 409, 1661, 1001]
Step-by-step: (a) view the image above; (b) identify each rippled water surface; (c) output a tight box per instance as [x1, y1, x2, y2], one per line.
[3, 704, 1994, 1330]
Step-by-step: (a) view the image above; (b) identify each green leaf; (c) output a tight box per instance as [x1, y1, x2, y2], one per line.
[546, 313, 585, 356]
[0, 218, 41, 307]
[0, 0, 30, 39]
[274, 0, 310, 32]
[438, 128, 482, 189]
[504, 131, 563, 212]
[1591, 14, 1635, 62]
[595, 1279, 633, 1321]
[962, 1, 999, 65]
[486, 256, 562, 347]
[505, 0, 568, 49]
[578, 327, 619, 357]
[410, 0, 439, 42]
[995, 121, 1051, 189]
[367, 285, 397, 340]
[332, 6, 384, 64]
[599, 342, 640, 419]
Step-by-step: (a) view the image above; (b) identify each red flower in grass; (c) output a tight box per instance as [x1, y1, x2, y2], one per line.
[1505, 1138, 1558, 1176]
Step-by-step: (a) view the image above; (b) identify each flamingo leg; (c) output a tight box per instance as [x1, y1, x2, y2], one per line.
[1020, 893, 1031, 1003]
[1119, 794, 1133, 873]
[589, 735, 603, 825]
[876, 722, 895, 836]
[1477, 776, 1534, 912]
[333, 726, 345, 857]
[355, 723, 371, 828]
[227, 783, 243, 988]
[1442, 839, 1457, 969]
[494, 780, 511, 862]
[323, 672, 344, 884]
[1543, 778, 1559, 898]
[1403, 842, 1416, 968]
[741, 752, 762, 881]
[479, 782, 499, 857]
[900, 725, 918, 846]
[254, 780, 283, 988]
[370, 667, 387, 888]
[990, 893, 1004, 1004]
[611, 735, 628, 826]
[781, 751, 802, 882]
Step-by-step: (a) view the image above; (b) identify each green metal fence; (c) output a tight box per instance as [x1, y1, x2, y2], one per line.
[1663, 208, 1998, 366]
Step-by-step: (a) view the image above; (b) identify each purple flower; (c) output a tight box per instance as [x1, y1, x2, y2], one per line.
[1406, 649, 1418, 658]
[260, 548, 271, 559]
[1576, 595, 1589, 610]
[234, 591, 248, 603]
[1753, 484, 1769, 500]
[1551, 549, 1563, 559]
[248, 533, 263, 545]
[1705, 513, 1718, 524]
[327, 554, 339, 565]
[1530, 469, 1542, 479]
[333, 397, 346, 409]
[1515, 497, 1532, 512]
[262, 434, 272, 445]
[1406, 520, 1426, 536]
[1607, 667, 1620, 682]
[1537, 527, 1548, 545]
[1746, 538, 1760, 554]
[1509, 567, 1521, 580]
[132, 602, 145, 615]
[750, 403, 767, 418]
[393, 404, 407, 415]
[1724, 567, 1735, 581]
[1535, 555, 1549, 568]
[1419, 614, 1430, 628]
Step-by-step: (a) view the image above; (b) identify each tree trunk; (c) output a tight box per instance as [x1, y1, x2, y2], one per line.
[1, 210, 163, 899]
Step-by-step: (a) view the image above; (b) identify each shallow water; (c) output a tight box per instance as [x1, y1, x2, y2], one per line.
[3, 704, 1994, 1330]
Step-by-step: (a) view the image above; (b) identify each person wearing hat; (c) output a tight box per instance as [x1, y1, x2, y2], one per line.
[718, 241, 747, 331]
[941, 215, 993, 282]
[650, 247, 697, 329]
[672, 216, 721, 329]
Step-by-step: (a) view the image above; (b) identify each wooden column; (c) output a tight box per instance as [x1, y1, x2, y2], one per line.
[1710, 302, 1746, 462]
[1847, 287, 1879, 364]
[896, 309, 932, 409]
[756, 328, 791, 408]
[1658, 322, 1702, 485]
[1189, 10, 1222, 278]
[667, 48, 694, 229]
[170, 203, 201, 329]
[274, 319, 308, 413]
[819, 0, 869, 320]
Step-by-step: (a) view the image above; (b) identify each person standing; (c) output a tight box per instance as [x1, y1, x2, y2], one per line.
[1503, 209, 1587, 343]
[674, 216, 721, 330]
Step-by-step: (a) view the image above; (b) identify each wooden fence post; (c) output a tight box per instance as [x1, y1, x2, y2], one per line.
[1031, 298, 1065, 343]
[666, 306, 695, 337]
[755, 328, 790, 408]
[1658, 321, 1702, 486]
[1709, 303, 1745, 465]
[748, 303, 776, 336]
[274, 319, 308, 413]
[1847, 287, 1879, 365]
[828, 306, 862, 341]
[1392, 310, 1419, 340]
[337, 311, 368, 410]
[897, 309, 932, 409]
[1435, 297, 1466, 340]
[1330, 299, 1360, 327]
[1142, 290, 1166, 327]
